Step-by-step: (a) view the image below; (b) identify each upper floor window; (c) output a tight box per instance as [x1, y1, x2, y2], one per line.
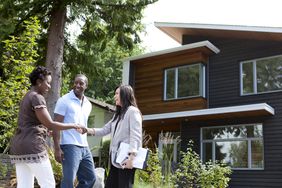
[164, 63, 205, 100]
[201, 124, 264, 170]
[240, 55, 282, 95]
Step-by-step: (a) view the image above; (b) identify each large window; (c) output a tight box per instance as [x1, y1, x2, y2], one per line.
[164, 63, 205, 100]
[201, 124, 264, 170]
[240, 55, 282, 95]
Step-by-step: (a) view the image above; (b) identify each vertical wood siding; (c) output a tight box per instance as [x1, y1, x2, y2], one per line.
[131, 50, 209, 115]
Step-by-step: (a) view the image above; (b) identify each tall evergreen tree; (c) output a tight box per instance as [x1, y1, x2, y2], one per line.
[0, 0, 157, 112]
[64, 18, 144, 103]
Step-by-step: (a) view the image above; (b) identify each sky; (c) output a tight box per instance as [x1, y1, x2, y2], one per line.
[141, 0, 282, 52]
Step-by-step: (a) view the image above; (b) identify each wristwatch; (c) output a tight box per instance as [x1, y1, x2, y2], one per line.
[128, 152, 137, 157]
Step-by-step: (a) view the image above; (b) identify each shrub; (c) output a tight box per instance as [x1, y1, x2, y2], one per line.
[135, 148, 162, 188]
[0, 160, 8, 178]
[172, 142, 202, 188]
[0, 17, 41, 152]
[200, 161, 231, 188]
[172, 141, 231, 188]
[99, 139, 111, 172]
[48, 147, 62, 187]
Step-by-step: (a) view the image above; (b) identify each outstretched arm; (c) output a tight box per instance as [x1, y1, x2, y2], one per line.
[35, 108, 79, 130]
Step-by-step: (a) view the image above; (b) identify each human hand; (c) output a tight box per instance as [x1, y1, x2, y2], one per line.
[47, 129, 53, 137]
[54, 148, 64, 163]
[121, 157, 134, 169]
[75, 126, 88, 134]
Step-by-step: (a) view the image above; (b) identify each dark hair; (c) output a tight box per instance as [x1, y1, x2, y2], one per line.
[29, 66, 51, 86]
[113, 85, 138, 121]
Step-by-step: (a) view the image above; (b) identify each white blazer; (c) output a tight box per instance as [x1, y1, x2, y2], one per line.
[92, 106, 142, 168]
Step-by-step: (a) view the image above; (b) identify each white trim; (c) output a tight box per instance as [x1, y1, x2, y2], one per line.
[175, 68, 178, 98]
[122, 41, 220, 62]
[253, 61, 257, 93]
[200, 123, 264, 170]
[200, 64, 205, 97]
[164, 63, 205, 100]
[122, 60, 130, 85]
[240, 54, 282, 95]
[143, 103, 274, 121]
[240, 62, 243, 95]
[155, 22, 282, 34]
[163, 70, 167, 100]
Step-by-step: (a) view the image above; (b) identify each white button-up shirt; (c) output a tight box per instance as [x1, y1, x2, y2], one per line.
[54, 90, 92, 147]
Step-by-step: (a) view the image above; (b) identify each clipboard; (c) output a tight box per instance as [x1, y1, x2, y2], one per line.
[115, 142, 149, 169]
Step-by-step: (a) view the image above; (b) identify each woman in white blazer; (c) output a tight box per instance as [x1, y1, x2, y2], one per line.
[85, 85, 142, 188]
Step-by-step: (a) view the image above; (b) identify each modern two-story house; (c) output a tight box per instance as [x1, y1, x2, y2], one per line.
[122, 22, 282, 187]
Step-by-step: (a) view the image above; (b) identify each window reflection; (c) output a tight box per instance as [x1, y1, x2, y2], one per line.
[216, 141, 248, 168]
[251, 140, 264, 168]
[203, 125, 262, 140]
[241, 55, 282, 95]
[164, 63, 205, 100]
[202, 124, 264, 169]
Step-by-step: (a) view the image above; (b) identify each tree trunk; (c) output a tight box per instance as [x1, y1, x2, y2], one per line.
[45, 3, 66, 117]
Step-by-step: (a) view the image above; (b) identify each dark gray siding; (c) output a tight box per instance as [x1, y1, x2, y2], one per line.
[181, 36, 282, 188]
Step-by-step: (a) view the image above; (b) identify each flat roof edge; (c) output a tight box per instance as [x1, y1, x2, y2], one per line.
[155, 22, 282, 34]
[123, 40, 220, 62]
[143, 103, 274, 121]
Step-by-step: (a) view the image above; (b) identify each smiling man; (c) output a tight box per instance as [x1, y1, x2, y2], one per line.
[53, 74, 96, 188]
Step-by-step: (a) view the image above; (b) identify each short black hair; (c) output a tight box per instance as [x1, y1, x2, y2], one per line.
[29, 66, 51, 86]
[75, 74, 88, 86]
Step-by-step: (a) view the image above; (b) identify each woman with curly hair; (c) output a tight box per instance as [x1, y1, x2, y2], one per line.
[9, 66, 83, 188]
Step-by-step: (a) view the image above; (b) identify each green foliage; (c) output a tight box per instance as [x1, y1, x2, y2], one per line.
[47, 147, 62, 186]
[172, 141, 232, 188]
[0, 160, 8, 178]
[61, 65, 72, 95]
[64, 19, 145, 103]
[99, 139, 111, 171]
[0, 0, 17, 42]
[135, 148, 162, 188]
[0, 0, 158, 106]
[200, 162, 232, 188]
[0, 17, 41, 152]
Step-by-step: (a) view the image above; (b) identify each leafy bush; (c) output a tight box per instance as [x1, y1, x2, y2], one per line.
[135, 148, 162, 188]
[48, 147, 62, 187]
[172, 141, 231, 188]
[0, 160, 8, 178]
[200, 161, 231, 188]
[99, 139, 111, 171]
[0, 17, 41, 152]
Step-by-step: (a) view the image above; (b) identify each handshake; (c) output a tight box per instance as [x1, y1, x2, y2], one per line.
[75, 126, 89, 134]
[69, 123, 95, 135]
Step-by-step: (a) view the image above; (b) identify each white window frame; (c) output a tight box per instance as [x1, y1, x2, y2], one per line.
[164, 63, 206, 100]
[240, 54, 282, 95]
[200, 124, 264, 170]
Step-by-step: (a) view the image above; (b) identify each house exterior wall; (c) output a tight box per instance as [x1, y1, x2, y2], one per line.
[181, 36, 282, 187]
[88, 105, 113, 157]
[131, 50, 209, 115]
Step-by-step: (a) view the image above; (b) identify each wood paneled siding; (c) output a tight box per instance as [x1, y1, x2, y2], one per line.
[131, 48, 211, 115]
[181, 36, 282, 187]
